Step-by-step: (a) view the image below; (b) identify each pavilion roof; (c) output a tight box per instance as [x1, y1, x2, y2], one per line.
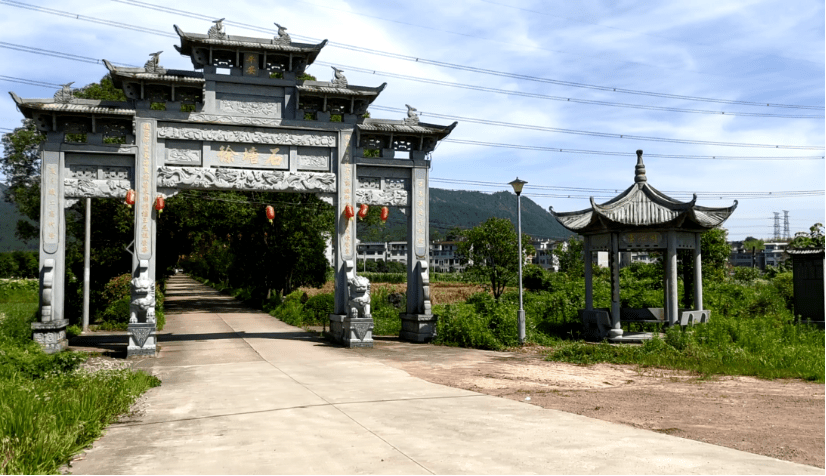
[550, 150, 737, 234]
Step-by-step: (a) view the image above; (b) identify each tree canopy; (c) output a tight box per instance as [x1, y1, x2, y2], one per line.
[456, 217, 533, 300]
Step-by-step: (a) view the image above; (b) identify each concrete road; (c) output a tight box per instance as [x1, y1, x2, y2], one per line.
[69, 276, 822, 474]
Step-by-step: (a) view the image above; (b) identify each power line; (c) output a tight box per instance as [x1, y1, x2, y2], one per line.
[0, 1, 177, 38]
[0, 42, 137, 67]
[430, 177, 825, 200]
[442, 139, 825, 161]
[6, 55, 821, 152]
[373, 106, 824, 150]
[476, 0, 823, 67]
[318, 62, 823, 119]
[55, 0, 824, 111]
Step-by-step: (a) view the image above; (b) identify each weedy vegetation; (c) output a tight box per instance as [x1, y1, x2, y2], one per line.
[0, 280, 160, 474]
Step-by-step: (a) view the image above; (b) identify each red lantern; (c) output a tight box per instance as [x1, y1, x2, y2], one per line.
[358, 203, 369, 220]
[265, 205, 275, 224]
[380, 206, 389, 223]
[344, 204, 355, 220]
[154, 195, 165, 214]
[124, 189, 136, 208]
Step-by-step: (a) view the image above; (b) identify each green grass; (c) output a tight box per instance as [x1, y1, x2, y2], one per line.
[434, 271, 825, 382]
[0, 284, 160, 474]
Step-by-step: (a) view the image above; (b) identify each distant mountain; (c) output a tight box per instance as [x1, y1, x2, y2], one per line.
[358, 188, 572, 242]
[0, 184, 37, 252]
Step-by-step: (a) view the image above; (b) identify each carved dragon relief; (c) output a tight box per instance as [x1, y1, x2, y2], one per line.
[220, 100, 278, 116]
[157, 126, 334, 147]
[64, 179, 132, 198]
[355, 189, 408, 207]
[157, 166, 336, 192]
[188, 114, 282, 127]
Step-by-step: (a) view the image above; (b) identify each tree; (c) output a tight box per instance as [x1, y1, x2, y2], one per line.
[553, 235, 584, 278]
[455, 217, 533, 300]
[1, 120, 44, 242]
[788, 223, 824, 250]
[742, 237, 765, 252]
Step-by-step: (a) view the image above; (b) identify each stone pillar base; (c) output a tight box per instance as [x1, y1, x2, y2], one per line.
[327, 314, 374, 348]
[127, 322, 157, 357]
[31, 319, 69, 354]
[400, 313, 437, 343]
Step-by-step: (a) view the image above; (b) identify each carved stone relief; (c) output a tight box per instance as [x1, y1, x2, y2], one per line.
[157, 126, 335, 147]
[65, 179, 131, 198]
[157, 166, 336, 193]
[220, 100, 278, 116]
[69, 165, 97, 180]
[189, 114, 282, 127]
[167, 149, 201, 164]
[296, 146, 329, 170]
[357, 177, 380, 189]
[355, 189, 409, 207]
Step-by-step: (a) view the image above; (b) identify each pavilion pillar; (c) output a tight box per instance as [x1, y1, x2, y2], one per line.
[583, 235, 593, 310]
[666, 230, 679, 325]
[693, 233, 703, 310]
[32, 145, 69, 353]
[401, 167, 435, 342]
[608, 232, 622, 338]
[329, 130, 373, 348]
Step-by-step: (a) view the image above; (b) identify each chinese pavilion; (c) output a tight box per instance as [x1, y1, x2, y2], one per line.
[550, 150, 737, 341]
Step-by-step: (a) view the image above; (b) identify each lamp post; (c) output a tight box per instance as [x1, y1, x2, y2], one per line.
[509, 177, 527, 345]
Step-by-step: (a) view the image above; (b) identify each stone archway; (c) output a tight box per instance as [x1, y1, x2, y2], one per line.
[13, 22, 456, 355]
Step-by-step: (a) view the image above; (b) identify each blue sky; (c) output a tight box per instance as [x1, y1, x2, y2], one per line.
[1, 0, 823, 241]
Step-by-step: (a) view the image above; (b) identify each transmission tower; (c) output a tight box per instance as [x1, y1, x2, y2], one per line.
[773, 212, 781, 240]
[783, 210, 790, 240]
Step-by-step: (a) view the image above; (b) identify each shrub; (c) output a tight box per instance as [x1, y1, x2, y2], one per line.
[303, 293, 334, 326]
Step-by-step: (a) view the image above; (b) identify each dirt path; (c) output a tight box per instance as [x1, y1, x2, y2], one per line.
[350, 339, 826, 469]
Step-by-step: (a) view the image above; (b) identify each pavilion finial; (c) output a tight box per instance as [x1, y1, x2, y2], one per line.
[331, 66, 348, 87]
[53, 82, 75, 104]
[634, 149, 647, 183]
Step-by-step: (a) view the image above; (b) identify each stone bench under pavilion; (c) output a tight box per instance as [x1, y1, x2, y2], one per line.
[550, 150, 737, 342]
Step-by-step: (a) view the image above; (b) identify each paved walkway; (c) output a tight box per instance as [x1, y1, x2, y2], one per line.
[70, 276, 821, 474]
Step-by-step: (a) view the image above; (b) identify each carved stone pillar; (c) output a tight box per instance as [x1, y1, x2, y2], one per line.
[128, 118, 158, 356]
[401, 167, 436, 342]
[33, 146, 68, 353]
[328, 129, 373, 347]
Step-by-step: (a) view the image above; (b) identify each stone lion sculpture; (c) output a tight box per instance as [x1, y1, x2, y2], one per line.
[130, 275, 155, 324]
[347, 275, 371, 319]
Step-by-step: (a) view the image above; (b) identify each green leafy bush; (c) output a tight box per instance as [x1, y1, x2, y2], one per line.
[303, 293, 334, 325]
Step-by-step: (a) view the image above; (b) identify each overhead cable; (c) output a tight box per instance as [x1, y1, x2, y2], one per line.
[373, 106, 825, 150]
[97, 0, 824, 110]
[317, 62, 823, 119]
[442, 139, 825, 160]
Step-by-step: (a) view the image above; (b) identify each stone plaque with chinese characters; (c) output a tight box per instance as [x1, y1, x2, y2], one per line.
[42, 163, 60, 253]
[243, 53, 259, 77]
[620, 231, 663, 249]
[414, 168, 427, 257]
[136, 120, 155, 260]
[210, 144, 290, 170]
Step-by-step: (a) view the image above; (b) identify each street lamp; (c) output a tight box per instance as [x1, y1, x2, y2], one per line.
[509, 177, 527, 345]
